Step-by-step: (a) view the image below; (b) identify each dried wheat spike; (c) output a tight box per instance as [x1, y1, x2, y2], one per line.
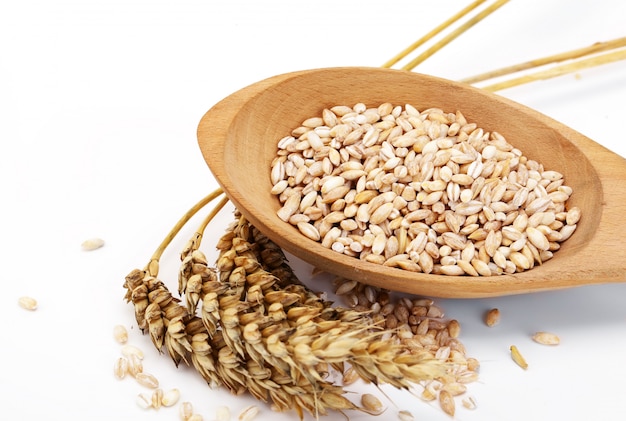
[124, 210, 448, 420]
[125, 262, 348, 416]
[211, 213, 446, 410]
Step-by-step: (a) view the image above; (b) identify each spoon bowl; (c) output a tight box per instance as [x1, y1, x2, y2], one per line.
[198, 67, 626, 298]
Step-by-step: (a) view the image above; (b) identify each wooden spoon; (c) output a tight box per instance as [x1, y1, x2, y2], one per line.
[197, 67, 626, 298]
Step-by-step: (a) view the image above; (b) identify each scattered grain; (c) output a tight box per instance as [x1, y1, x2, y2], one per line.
[114, 357, 128, 380]
[135, 372, 159, 389]
[485, 308, 500, 327]
[329, 274, 478, 417]
[439, 390, 455, 416]
[462, 396, 478, 410]
[113, 324, 128, 344]
[18, 296, 37, 311]
[398, 409, 415, 421]
[238, 405, 260, 421]
[162, 388, 180, 407]
[136, 393, 152, 409]
[151, 388, 163, 409]
[448, 319, 461, 338]
[121, 344, 144, 360]
[510, 345, 528, 370]
[532, 331, 560, 345]
[179, 402, 194, 421]
[127, 353, 143, 377]
[81, 237, 105, 251]
[361, 393, 384, 414]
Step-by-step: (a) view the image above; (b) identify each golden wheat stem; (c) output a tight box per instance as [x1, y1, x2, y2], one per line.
[194, 194, 230, 245]
[400, 0, 510, 71]
[147, 188, 224, 276]
[461, 36, 626, 84]
[381, 0, 488, 69]
[481, 48, 626, 92]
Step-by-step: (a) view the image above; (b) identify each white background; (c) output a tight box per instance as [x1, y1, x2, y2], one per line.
[2, 1, 626, 420]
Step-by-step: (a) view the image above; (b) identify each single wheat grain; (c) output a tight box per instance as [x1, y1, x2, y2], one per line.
[439, 389, 455, 416]
[510, 345, 528, 370]
[532, 331, 560, 345]
[485, 308, 500, 327]
[121, 344, 144, 360]
[136, 393, 152, 409]
[113, 325, 128, 344]
[113, 357, 128, 380]
[361, 394, 384, 414]
[238, 405, 259, 421]
[398, 410, 415, 421]
[179, 402, 194, 420]
[18, 296, 37, 311]
[81, 237, 105, 251]
[136, 372, 159, 389]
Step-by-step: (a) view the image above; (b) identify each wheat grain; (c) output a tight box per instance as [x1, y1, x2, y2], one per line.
[439, 389, 456, 416]
[179, 402, 194, 420]
[113, 357, 128, 380]
[532, 331, 560, 345]
[151, 388, 163, 409]
[361, 394, 384, 414]
[398, 409, 415, 421]
[121, 344, 144, 360]
[18, 296, 37, 311]
[271, 103, 579, 276]
[330, 274, 479, 416]
[127, 353, 143, 377]
[238, 405, 260, 421]
[447, 319, 461, 338]
[135, 372, 159, 389]
[462, 396, 478, 410]
[485, 308, 500, 327]
[136, 393, 152, 409]
[510, 345, 528, 370]
[113, 325, 128, 344]
[162, 388, 181, 407]
[81, 237, 105, 251]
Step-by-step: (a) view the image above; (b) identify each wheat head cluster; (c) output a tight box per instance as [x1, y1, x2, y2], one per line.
[123, 207, 478, 418]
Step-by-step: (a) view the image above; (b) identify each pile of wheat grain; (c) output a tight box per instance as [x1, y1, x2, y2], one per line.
[271, 102, 580, 276]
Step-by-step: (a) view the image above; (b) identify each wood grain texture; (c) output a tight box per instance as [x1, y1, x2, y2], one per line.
[197, 67, 626, 298]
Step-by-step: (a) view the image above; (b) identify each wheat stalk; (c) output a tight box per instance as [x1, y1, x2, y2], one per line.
[382, 0, 625, 91]
[145, 188, 225, 278]
[381, 0, 489, 69]
[479, 47, 626, 92]
[460, 36, 626, 85]
[396, 0, 510, 71]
